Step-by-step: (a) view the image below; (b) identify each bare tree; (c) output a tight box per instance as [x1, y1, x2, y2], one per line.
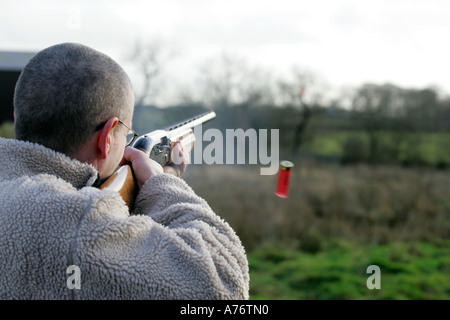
[128, 39, 168, 107]
[239, 67, 275, 107]
[197, 53, 248, 108]
[196, 53, 275, 109]
[277, 69, 325, 155]
[350, 83, 408, 163]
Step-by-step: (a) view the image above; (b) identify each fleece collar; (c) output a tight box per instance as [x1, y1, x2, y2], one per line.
[0, 138, 99, 190]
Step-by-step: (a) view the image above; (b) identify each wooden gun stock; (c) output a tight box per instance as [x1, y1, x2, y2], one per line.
[99, 109, 215, 209]
[99, 165, 138, 208]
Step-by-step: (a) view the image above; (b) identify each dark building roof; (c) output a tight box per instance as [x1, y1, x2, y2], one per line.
[0, 51, 36, 71]
[0, 51, 36, 124]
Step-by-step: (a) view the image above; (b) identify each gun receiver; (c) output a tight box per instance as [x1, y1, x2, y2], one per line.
[100, 109, 216, 209]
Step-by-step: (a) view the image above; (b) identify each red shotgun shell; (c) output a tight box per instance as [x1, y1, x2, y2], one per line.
[275, 160, 294, 198]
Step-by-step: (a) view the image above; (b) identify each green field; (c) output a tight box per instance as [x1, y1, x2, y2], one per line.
[302, 130, 450, 167]
[248, 240, 450, 300]
[0, 122, 14, 139]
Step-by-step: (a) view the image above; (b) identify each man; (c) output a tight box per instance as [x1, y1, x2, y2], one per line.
[0, 43, 249, 299]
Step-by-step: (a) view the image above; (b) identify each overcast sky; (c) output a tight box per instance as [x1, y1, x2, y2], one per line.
[1, 0, 449, 104]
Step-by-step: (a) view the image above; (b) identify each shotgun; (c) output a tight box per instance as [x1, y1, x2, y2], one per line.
[100, 109, 216, 209]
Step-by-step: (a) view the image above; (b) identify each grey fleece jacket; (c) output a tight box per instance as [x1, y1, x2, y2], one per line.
[0, 138, 249, 299]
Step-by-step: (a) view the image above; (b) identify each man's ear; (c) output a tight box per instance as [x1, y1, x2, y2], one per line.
[97, 117, 119, 159]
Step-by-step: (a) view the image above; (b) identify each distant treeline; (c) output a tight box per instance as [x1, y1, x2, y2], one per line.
[134, 82, 450, 131]
[132, 82, 450, 168]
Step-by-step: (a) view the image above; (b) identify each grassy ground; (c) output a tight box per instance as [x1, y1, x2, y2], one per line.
[248, 240, 450, 300]
[0, 122, 14, 139]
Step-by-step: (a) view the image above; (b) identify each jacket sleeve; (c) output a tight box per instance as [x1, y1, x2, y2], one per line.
[76, 173, 249, 300]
